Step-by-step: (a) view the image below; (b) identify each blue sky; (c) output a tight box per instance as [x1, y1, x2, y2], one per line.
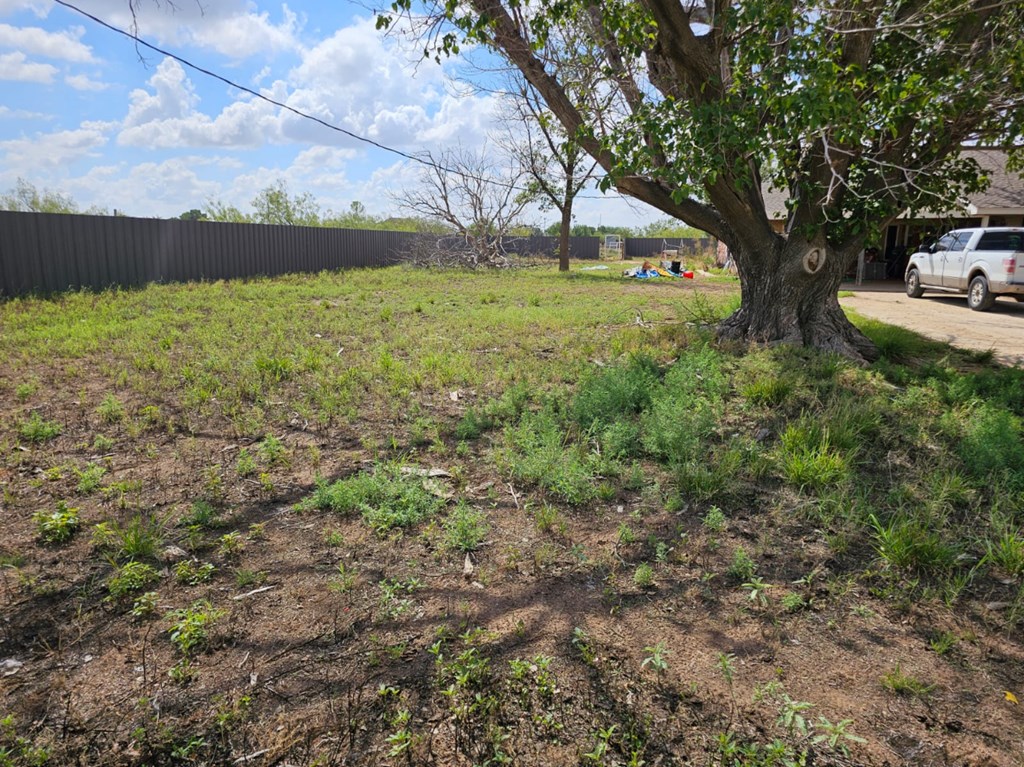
[0, 0, 656, 227]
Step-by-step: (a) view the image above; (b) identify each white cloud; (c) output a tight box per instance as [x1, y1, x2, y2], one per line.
[0, 104, 50, 119]
[0, 122, 110, 170]
[99, 13, 502, 160]
[0, 50, 55, 81]
[282, 17, 497, 151]
[0, 0, 50, 18]
[68, 0, 301, 60]
[65, 72, 108, 91]
[186, 5, 301, 60]
[0, 22, 94, 62]
[64, 157, 226, 217]
[123, 57, 197, 125]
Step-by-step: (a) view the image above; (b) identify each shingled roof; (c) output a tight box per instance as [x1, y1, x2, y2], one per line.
[758, 147, 1024, 221]
[964, 147, 1024, 211]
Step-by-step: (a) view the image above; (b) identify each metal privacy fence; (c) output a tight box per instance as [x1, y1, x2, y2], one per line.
[0, 211, 601, 298]
[623, 237, 717, 258]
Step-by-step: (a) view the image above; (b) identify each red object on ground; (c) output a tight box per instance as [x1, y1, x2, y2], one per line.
[683, 271, 694, 279]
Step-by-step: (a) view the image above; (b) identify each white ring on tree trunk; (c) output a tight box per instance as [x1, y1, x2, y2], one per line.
[803, 248, 824, 274]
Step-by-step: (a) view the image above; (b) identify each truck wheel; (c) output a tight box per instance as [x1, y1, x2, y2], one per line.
[905, 269, 924, 298]
[968, 275, 996, 311]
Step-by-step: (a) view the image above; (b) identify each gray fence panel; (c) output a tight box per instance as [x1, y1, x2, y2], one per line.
[501, 235, 599, 260]
[623, 237, 716, 258]
[0, 212, 609, 298]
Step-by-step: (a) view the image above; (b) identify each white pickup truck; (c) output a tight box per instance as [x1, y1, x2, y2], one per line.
[905, 227, 1024, 310]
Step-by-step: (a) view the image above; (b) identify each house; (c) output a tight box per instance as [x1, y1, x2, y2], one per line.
[753, 147, 1024, 280]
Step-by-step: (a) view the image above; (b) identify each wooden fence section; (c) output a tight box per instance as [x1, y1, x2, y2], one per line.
[623, 237, 717, 259]
[0, 211, 601, 298]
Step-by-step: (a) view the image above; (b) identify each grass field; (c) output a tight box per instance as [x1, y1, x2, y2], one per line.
[1, 264, 1022, 766]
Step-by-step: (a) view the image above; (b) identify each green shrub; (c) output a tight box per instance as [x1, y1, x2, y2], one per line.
[956, 404, 1024, 483]
[108, 561, 160, 598]
[19, 412, 61, 442]
[444, 502, 489, 552]
[870, 514, 960, 574]
[166, 600, 225, 656]
[572, 354, 660, 431]
[503, 410, 601, 505]
[34, 501, 79, 543]
[300, 463, 443, 533]
[97, 394, 125, 423]
[777, 422, 851, 491]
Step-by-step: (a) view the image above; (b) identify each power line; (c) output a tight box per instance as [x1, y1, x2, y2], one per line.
[52, 0, 624, 202]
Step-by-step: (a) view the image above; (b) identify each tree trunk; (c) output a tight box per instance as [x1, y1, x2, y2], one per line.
[557, 199, 571, 272]
[717, 238, 879, 363]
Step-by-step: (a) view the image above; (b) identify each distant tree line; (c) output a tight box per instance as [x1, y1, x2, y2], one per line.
[0, 178, 109, 216]
[2, 178, 709, 239]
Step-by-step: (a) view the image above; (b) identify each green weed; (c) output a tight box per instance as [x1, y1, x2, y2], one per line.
[235, 448, 257, 477]
[181, 500, 223, 529]
[166, 600, 225, 656]
[174, 560, 216, 585]
[258, 434, 289, 466]
[94, 514, 163, 561]
[986, 530, 1024, 578]
[97, 394, 126, 423]
[870, 513, 960, 574]
[129, 590, 160, 617]
[881, 664, 934, 698]
[444, 502, 489, 552]
[454, 408, 493, 440]
[19, 412, 61, 442]
[928, 631, 959, 655]
[14, 381, 36, 401]
[74, 462, 106, 494]
[778, 422, 851, 491]
[33, 501, 79, 543]
[300, 463, 443, 534]
[107, 560, 160, 599]
[728, 546, 756, 582]
[503, 409, 601, 505]
[741, 375, 793, 407]
[217, 531, 245, 559]
[633, 562, 655, 588]
[702, 505, 727, 533]
[92, 434, 115, 451]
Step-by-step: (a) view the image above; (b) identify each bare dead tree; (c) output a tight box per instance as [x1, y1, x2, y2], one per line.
[392, 147, 533, 269]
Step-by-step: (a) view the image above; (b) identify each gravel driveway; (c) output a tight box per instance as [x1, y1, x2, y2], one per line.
[840, 282, 1024, 367]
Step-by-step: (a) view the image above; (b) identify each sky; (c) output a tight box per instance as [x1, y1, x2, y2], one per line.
[0, 0, 660, 227]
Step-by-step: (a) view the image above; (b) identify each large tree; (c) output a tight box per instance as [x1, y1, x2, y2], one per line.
[381, 0, 1024, 361]
[495, 53, 600, 271]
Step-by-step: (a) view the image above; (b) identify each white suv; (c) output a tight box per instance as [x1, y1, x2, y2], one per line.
[905, 227, 1024, 310]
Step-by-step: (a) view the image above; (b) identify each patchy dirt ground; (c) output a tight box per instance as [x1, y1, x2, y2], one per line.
[841, 282, 1024, 366]
[1, 271, 1023, 766]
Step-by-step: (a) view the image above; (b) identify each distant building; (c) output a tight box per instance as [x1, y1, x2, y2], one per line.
[755, 147, 1024, 280]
